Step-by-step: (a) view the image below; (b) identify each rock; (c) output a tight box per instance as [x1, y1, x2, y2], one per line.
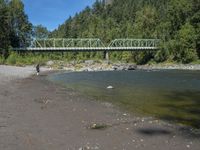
[79, 67, 89, 72]
[63, 67, 75, 71]
[120, 66, 127, 70]
[112, 65, 119, 70]
[112, 65, 125, 71]
[107, 86, 114, 89]
[94, 146, 99, 149]
[90, 123, 109, 130]
[46, 61, 54, 66]
[87, 68, 93, 72]
[91, 124, 97, 129]
[79, 67, 93, 72]
[85, 60, 94, 65]
[186, 145, 190, 148]
[102, 102, 113, 107]
[128, 64, 137, 70]
[112, 64, 137, 71]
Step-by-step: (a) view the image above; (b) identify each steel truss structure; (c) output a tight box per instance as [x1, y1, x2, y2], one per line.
[13, 38, 160, 52]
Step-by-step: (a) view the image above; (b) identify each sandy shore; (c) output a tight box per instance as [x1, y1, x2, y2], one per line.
[0, 65, 200, 150]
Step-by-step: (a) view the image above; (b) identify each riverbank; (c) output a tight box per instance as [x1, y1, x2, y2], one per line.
[0, 65, 50, 82]
[0, 65, 200, 149]
[138, 63, 200, 71]
[44, 60, 200, 72]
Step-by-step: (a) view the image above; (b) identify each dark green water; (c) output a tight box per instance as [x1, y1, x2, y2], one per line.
[48, 70, 200, 128]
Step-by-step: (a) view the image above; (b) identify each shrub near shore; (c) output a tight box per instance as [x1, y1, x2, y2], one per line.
[1, 51, 200, 71]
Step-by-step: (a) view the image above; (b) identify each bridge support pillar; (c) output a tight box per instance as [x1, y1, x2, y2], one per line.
[103, 51, 109, 60]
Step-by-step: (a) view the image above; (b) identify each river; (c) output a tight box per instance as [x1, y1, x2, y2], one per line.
[48, 70, 200, 128]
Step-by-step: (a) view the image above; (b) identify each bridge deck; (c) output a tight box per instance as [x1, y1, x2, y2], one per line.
[13, 47, 158, 52]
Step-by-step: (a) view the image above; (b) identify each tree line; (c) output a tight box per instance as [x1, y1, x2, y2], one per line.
[51, 0, 200, 64]
[0, 0, 49, 60]
[0, 0, 32, 58]
[0, 0, 200, 64]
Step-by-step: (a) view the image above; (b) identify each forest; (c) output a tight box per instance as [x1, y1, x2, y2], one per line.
[0, 0, 200, 65]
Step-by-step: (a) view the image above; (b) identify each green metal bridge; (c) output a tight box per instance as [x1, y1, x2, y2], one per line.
[13, 38, 160, 52]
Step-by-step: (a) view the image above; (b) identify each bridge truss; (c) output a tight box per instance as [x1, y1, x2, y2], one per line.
[13, 38, 160, 52]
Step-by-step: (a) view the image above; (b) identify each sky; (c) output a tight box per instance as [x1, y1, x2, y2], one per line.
[22, 0, 96, 31]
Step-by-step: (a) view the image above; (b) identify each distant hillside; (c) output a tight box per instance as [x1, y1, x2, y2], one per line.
[50, 0, 200, 64]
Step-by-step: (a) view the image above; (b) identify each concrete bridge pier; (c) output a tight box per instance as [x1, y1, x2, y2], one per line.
[103, 51, 109, 60]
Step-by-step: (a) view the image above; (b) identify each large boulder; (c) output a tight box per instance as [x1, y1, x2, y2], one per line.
[112, 64, 137, 71]
[128, 64, 137, 70]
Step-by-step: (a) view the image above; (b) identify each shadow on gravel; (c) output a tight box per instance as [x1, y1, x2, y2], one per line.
[136, 128, 172, 136]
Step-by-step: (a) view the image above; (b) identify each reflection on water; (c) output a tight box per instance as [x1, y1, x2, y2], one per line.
[48, 70, 200, 128]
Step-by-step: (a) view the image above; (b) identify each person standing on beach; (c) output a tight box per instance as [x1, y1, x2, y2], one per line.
[36, 64, 40, 75]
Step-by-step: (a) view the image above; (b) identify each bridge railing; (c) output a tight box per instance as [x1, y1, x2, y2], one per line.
[108, 39, 160, 48]
[31, 38, 105, 48]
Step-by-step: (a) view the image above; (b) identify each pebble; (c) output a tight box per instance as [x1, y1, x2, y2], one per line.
[85, 146, 90, 149]
[149, 121, 153, 124]
[94, 146, 99, 149]
[186, 145, 190, 148]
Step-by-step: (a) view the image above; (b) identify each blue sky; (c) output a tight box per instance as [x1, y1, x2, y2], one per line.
[22, 0, 96, 31]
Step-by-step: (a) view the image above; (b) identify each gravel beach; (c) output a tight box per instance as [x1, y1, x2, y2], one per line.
[0, 65, 200, 150]
[0, 65, 50, 82]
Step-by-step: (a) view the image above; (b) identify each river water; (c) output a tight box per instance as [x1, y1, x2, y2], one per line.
[48, 70, 200, 128]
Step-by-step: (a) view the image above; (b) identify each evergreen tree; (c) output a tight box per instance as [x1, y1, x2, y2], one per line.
[172, 23, 198, 63]
[0, 0, 10, 58]
[33, 25, 49, 39]
[1, 0, 199, 63]
[9, 0, 32, 47]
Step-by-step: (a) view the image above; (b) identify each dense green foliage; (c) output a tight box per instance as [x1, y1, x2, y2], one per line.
[0, 0, 200, 65]
[33, 25, 49, 39]
[0, 0, 32, 59]
[50, 0, 200, 64]
[0, 0, 10, 58]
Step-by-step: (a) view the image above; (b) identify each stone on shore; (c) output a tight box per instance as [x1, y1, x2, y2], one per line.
[112, 64, 137, 71]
